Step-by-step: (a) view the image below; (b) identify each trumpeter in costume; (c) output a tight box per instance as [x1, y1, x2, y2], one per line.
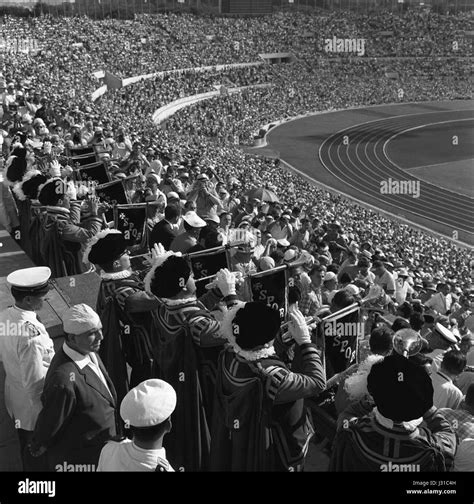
[36, 178, 103, 277]
[210, 303, 326, 471]
[85, 229, 159, 404]
[330, 353, 457, 471]
[12, 170, 48, 262]
[144, 250, 238, 471]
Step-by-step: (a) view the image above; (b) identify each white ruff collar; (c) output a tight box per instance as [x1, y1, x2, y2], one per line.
[100, 269, 132, 280]
[220, 302, 276, 362]
[374, 407, 423, 432]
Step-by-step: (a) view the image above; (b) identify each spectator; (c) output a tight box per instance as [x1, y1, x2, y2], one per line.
[432, 350, 466, 409]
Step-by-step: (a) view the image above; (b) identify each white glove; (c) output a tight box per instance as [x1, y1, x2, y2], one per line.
[288, 309, 311, 345]
[215, 268, 237, 297]
[49, 158, 61, 177]
[151, 243, 166, 261]
[43, 141, 52, 155]
[61, 165, 74, 179]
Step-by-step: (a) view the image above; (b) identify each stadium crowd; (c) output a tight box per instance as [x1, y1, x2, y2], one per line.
[0, 8, 473, 473]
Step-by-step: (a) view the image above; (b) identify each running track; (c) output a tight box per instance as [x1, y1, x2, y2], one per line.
[265, 100, 474, 247]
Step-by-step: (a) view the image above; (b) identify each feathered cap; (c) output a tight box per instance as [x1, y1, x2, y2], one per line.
[144, 252, 190, 299]
[220, 301, 281, 358]
[84, 229, 127, 266]
[5, 145, 27, 185]
[37, 177, 67, 206]
[13, 170, 48, 201]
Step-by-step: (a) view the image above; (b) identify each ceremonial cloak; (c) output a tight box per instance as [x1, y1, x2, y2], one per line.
[329, 411, 456, 472]
[38, 203, 102, 277]
[210, 343, 326, 472]
[151, 289, 226, 472]
[96, 270, 158, 405]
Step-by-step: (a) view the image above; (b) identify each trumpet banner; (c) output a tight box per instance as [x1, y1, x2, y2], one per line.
[249, 266, 288, 322]
[114, 203, 148, 256]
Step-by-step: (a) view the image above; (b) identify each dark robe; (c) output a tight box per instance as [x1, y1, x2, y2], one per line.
[151, 290, 226, 471]
[210, 344, 325, 472]
[96, 272, 158, 405]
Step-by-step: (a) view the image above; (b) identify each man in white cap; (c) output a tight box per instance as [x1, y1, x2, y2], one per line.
[97, 379, 176, 471]
[426, 322, 459, 373]
[170, 211, 206, 253]
[30, 304, 118, 471]
[0, 267, 54, 470]
[322, 271, 338, 304]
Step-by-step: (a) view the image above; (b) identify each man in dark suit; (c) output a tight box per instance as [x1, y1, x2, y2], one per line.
[149, 204, 180, 251]
[29, 304, 118, 471]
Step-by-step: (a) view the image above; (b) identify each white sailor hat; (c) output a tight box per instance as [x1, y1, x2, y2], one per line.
[7, 267, 51, 294]
[433, 322, 458, 344]
[183, 211, 206, 228]
[120, 379, 177, 428]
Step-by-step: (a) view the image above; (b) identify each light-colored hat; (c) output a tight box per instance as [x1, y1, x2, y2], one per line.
[7, 266, 51, 292]
[183, 211, 206, 228]
[259, 256, 275, 271]
[167, 191, 179, 200]
[63, 303, 102, 335]
[433, 322, 458, 344]
[345, 284, 361, 296]
[120, 379, 177, 428]
[277, 238, 290, 247]
[284, 249, 297, 262]
[324, 271, 337, 282]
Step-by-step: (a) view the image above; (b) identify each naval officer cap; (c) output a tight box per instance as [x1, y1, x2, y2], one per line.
[433, 322, 458, 344]
[7, 266, 51, 295]
[120, 379, 177, 428]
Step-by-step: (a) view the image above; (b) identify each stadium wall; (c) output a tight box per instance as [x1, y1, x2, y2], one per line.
[0, 0, 472, 17]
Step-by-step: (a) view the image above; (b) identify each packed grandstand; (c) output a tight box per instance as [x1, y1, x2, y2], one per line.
[0, 5, 474, 476]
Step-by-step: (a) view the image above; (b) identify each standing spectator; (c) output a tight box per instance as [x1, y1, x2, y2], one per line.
[30, 304, 118, 471]
[425, 282, 453, 316]
[0, 267, 54, 470]
[170, 211, 206, 253]
[372, 260, 396, 297]
[97, 379, 176, 472]
[150, 205, 180, 251]
[425, 322, 459, 373]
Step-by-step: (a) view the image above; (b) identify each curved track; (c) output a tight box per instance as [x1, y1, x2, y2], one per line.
[318, 110, 474, 235]
[264, 101, 474, 245]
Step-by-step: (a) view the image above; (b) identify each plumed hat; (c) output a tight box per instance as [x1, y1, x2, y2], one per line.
[5, 146, 27, 185]
[85, 229, 127, 266]
[367, 354, 433, 422]
[13, 170, 48, 201]
[224, 302, 281, 351]
[37, 178, 67, 206]
[145, 254, 191, 299]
